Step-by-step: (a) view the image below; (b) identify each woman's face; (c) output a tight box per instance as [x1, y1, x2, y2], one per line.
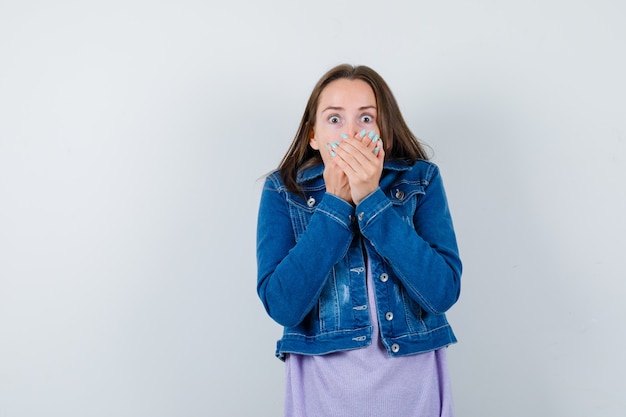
[309, 78, 379, 161]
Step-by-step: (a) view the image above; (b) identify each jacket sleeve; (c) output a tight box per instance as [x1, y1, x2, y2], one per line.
[356, 164, 462, 314]
[256, 175, 355, 327]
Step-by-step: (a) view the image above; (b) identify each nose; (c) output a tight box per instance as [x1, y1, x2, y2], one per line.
[346, 120, 359, 138]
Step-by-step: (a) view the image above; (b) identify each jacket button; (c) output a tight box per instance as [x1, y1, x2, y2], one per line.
[385, 312, 394, 321]
[395, 189, 405, 200]
[307, 196, 316, 207]
[391, 343, 400, 353]
[357, 212, 364, 221]
[379, 273, 388, 283]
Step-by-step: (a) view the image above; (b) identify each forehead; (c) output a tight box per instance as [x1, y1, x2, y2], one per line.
[318, 78, 376, 110]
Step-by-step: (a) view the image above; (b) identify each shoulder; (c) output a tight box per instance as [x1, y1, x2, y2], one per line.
[263, 170, 287, 192]
[383, 159, 441, 184]
[262, 164, 325, 195]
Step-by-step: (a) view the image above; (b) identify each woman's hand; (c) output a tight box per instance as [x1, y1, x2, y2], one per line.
[331, 130, 385, 204]
[320, 138, 353, 203]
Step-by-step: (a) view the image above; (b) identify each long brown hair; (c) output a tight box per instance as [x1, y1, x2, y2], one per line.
[278, 64, 430, 194]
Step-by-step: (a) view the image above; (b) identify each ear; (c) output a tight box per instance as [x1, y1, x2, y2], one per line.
[309, 129, 320, 150]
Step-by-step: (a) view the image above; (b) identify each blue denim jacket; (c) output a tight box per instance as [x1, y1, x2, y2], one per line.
[257, 159, 461, 360]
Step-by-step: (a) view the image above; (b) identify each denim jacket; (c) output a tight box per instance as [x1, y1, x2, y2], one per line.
[256, 159, 461, 360]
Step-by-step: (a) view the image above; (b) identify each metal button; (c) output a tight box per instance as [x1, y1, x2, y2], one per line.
[385, 312, 394, 321]
[307, 196, 315, 207]
[395, 189, 405, 200]
[357, 212, 364, 221]
[379, 273, 388, 283]
[391, 343, 400, 353]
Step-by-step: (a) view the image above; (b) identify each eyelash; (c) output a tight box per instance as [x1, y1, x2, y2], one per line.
[328, 114, 375, 124]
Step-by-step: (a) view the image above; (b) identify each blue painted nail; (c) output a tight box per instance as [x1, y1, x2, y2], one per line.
[330, 141, 339, 149]
[372, 134, 379, 143]
[368, 130, 375, 139]
[330, 150, 337, 157]
[374, 146, 380, 155]
[359, 129, 367, 138]
[340, 133, 348, 139]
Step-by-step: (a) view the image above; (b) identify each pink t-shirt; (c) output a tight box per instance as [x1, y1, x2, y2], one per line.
[284, 262, 455, 417]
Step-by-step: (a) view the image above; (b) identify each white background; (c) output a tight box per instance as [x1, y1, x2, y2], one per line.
[1, 1, 625, 416]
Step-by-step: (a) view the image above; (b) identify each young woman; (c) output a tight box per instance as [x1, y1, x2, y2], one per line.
[256, 64, 462, 416]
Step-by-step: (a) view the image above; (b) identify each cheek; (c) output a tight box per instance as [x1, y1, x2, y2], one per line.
[318, 148, 332, 165]
[311, 125, 333, 149]
[314, 123, 337, 138]
[312, 140, 332, 166]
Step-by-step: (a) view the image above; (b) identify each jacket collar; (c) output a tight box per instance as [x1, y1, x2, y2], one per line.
[296, 159, 414, 184]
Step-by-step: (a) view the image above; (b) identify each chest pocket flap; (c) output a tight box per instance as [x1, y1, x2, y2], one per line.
[388, 181, 426, 205]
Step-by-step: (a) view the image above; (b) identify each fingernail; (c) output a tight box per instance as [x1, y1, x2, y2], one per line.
[340, 133, 348, 139]
[359, 129, 367, 138]
[330, 141, 339, 149]
[330, 150, 337, 157]
[374, 146, 380, 155]
[372, 134, 379, 143]
[368, 130, 375, 139]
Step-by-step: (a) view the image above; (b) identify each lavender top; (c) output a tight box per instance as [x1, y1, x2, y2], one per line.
[283, 261, 455, 417]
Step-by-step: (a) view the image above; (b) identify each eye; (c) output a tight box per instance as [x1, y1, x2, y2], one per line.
[360, 114, 373, 123]
[328, 115, 341, 124]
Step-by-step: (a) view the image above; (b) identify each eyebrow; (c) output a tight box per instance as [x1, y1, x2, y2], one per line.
[321, 105, 377, 113]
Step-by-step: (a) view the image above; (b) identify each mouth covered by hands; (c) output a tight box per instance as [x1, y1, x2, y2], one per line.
[323, 129, 385, 205]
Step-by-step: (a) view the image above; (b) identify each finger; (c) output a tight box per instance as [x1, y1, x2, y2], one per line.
[325, 142, 337, 158]
[333, 144, 382, 181]
[332, 143, 370, 174]
[337, 137, 379, 168]
[370, 135, 382, 160]
[356, 129, 380, 151]
[369, 131, 383, 153]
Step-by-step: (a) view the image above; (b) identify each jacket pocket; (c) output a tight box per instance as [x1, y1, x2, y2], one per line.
[388, 181, 426, 225]
[396, 285, 427, 334]
[286, 186, 326, 240]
